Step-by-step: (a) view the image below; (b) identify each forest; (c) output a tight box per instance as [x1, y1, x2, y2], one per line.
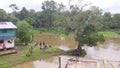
[0, 0, 120, 48]
[0, 0, 120, 51]
[0, 1, 120, 68]
[0, 0, 120, 29]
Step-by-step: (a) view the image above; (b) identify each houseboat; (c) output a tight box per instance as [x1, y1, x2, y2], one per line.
[0, 22, 17, 50]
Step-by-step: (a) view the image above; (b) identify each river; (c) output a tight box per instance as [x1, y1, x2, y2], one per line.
[12, 33, 120, 68]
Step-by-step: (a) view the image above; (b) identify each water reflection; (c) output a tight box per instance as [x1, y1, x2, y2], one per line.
[34, 33, 77, 48]
[85, 43, 120, 61]
[58, 45, 71, 51]
[35, 33, 120, 61]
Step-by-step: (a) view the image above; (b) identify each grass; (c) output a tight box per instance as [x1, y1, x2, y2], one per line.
[36, 27, 66, 36]
[0, 45, 65, 68]
[98, 31, 120, 38]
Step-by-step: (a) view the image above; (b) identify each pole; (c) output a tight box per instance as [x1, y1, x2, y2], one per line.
[59, 56, 61, 68]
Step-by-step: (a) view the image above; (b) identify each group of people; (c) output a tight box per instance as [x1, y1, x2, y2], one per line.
[39, 42, 47, 50]
[34, 41, 47, 50]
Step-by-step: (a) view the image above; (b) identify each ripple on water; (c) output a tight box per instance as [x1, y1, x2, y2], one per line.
[85, 43, 120, 61]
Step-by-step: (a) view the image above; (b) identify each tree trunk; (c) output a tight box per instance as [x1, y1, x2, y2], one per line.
[73, 42, 83, 57]
[77, 42, 82, 51]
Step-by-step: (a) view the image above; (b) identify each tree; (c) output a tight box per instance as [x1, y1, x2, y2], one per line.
[0, 9, 8, 21]
[65, 5, 105, 56]
[27, 9, 36, 18]
[25, 17, 36, 27]
[7, 13, 19, 24]
[53, 13, 70, 27]
[66, 23, 105, 56]
[16, 21, 33, 45]
[41, 0, 57, 11]
[75, 24, 105, 49]
[110, 13, 120, 29]
[57, 3, 65, 14]
[18, 7, 29, 20]
[9, 4, 19, 20]
[102, 12, 112, 29]
[9, 4, 19, 12]
[41, 0, 57, 27]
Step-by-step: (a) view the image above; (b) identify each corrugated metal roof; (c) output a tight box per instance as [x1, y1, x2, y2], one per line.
[0, 22, 17, 29]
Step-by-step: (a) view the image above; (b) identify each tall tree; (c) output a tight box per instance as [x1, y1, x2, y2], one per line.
[9, 4, 19, 12]
[102, 12, 112, 29]
[7, 13, 19, 24]
[0, 9, 8, 21]
[110, 13, 120, 29]
[57, 3, 65, 14]
[65, 5, 105, 56]
[41, 0, 57, 27]
[19, 7, 29, 20]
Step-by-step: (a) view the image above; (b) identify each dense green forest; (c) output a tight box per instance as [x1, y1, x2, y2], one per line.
[0, 1, 120, 68]
[0, 0, 120, 30]
[0, 0, 120, 53]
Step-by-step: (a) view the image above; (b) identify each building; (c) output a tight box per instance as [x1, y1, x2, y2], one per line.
[0, 22, 17, 50]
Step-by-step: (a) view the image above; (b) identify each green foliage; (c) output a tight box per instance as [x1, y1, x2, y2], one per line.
[76, 24, 105, 47]
[0, 0, 120, 30]
[40, 0, 57, 27]
[25, 17, 36, 27]
[110, 14, 120, 29]
[0, 9, 8, 21]
[98, 31, 120, 38]
[67, 49, 86, 57]
[16, 21, 34, 44]
[37, 27, 66, 35]
[9, 4, 19, 11]
[19, 7, 29, 20]
[41, 0, 57, 11]
[79, 49, 86, 57]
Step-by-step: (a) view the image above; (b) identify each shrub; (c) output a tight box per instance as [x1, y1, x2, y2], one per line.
[79, 49, 86, 57]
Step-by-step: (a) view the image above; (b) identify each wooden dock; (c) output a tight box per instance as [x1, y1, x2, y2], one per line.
[64, 58, 120, 68]
[0, 49, 17, 55]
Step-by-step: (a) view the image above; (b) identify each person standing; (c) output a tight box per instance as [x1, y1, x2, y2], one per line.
[34, 42, 37, 47]
[39, 42, 42, 49]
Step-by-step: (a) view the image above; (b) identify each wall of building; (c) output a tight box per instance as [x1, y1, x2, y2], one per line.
[4, 39, 15, 48]
[0, 29, 16, 39]
[0, 29, 16, 49]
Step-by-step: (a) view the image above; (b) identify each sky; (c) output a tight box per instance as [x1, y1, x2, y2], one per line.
[0, 0, 120, 14]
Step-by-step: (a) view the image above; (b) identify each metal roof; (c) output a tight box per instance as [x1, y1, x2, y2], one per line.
[0, 22, 17, 29]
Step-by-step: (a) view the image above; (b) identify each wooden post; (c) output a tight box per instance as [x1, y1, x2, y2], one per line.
[104, 59, 108, 68]
[111, 62, 118, 68]
[96, 62, 100, 68]
[59, 56, 61, 68]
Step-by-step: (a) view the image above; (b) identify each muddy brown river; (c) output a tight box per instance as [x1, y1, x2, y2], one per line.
[12, 33, 120, 68]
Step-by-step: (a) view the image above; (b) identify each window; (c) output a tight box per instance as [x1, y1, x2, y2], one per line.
[0, 40, 4, 43]
[2, 29, 7, 33]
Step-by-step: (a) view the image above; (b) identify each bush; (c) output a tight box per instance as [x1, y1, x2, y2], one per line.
[16, 21, 34, 44]
[68, 49, 87, 57]
[79, 49, 86, 57]
[37, 27, 66, 35]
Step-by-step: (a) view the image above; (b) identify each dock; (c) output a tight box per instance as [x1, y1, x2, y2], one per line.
[0, 49, 17, 55]
[65, 58, 120, 68]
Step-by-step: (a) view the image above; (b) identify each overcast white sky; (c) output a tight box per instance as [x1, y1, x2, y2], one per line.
[0, 0, 120, 14]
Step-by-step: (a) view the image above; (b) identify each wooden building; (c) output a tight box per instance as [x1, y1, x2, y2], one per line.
[0, 22, 17, 50]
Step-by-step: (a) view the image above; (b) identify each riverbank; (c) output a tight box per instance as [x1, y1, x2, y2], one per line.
[0, 45, 65, 68]
[0, 30, 120, 68]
